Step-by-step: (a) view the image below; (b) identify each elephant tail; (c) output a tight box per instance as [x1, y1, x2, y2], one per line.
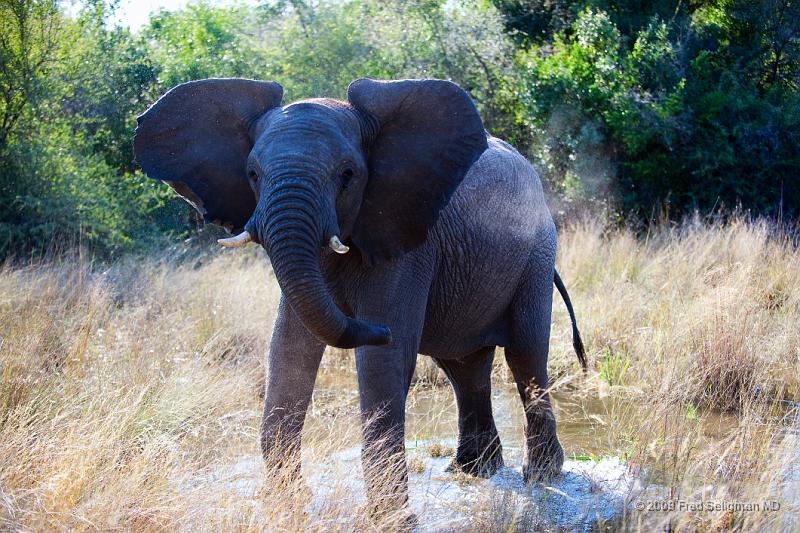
[554, 269, 587, 371]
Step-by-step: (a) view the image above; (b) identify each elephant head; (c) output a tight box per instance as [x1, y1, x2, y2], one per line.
[133, 78, 487, 349]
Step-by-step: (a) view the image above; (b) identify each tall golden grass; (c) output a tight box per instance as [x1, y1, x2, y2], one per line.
[0, 219, 797, 531]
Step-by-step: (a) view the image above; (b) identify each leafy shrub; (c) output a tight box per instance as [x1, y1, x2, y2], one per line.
[515, 5, 800, 220]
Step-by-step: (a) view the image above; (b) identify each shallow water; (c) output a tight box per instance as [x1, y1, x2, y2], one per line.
[205, 445, 646, 531]
[197, 361, 798, 531]
[282, 362, 670, 529]
[309, 360, 737, 459]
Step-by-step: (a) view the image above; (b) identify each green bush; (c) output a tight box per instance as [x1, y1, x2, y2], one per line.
[0, 0, 798, 258]
[515, 5, 800, 219]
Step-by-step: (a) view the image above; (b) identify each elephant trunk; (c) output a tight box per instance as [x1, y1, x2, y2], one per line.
[248, 176, 391, 349]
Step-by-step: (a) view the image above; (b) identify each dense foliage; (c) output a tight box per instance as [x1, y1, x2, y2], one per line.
[0, 0, 797, 255]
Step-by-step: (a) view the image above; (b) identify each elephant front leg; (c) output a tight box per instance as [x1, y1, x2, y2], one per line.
[261, 297, 325, 474]
[355, 340, 417, 524]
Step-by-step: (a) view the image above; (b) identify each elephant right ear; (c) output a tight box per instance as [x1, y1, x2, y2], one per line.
[134, 78, 283, 233]
[347, 79, 488, 266]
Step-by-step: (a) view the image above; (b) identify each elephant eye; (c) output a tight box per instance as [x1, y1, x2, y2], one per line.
[248, 169, 259, 184]
[339, 167, 354, 189]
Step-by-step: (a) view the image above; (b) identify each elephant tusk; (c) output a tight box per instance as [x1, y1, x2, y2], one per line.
[329, 235, 350, 254]
[217, 231, 253, 248]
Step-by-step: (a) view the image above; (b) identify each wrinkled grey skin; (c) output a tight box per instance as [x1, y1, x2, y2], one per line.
[133, 78, 586, 516]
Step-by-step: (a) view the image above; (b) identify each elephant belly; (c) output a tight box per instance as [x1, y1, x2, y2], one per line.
[419, 137, 554, 359]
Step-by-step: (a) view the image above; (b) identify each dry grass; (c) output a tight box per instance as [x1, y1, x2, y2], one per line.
[548, 218, 799, 532]
[0, 219, 797, 531]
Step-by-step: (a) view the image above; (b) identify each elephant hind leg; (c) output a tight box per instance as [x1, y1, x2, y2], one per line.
[434, 347, 503, 477]
[505, 256, 564, 482]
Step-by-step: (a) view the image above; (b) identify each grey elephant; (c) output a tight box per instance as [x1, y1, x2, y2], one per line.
[133, 77, 587, 516]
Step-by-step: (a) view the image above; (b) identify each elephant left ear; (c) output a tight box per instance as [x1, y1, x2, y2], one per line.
[134, 78, 283, 234]
[347, 78, 488, 266]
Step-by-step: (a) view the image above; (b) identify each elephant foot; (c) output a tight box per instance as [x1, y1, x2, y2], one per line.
[447, 453, 504, 478]
[447, 433, 504, 478]
[522, 435, 564, 482]
[386, 509, 419, 532]
[260, 438, 303, 481]
[366, 501, 418, 532]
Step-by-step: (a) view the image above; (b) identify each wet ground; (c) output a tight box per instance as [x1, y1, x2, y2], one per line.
[208, 446, 644, 531]
[195, 360, 798, 531]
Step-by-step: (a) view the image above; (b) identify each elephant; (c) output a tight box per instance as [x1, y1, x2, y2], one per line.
[133, 77, 587, 517]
